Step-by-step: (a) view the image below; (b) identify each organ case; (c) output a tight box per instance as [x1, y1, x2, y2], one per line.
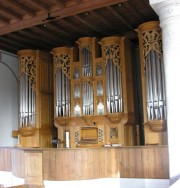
[137, 21, 167, 145]
[17, 50, 53, 148]
[52, 36, 138, 148]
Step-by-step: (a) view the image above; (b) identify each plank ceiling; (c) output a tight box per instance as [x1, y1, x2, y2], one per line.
[0, 0, 158, 54]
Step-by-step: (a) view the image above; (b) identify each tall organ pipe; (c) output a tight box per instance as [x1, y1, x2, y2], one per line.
[77, 37, 94, 116]
[137, 21, 166, 123]
[51, 47, 72, 118]
[18, 50, 36, 128]
[100, 37, 123, 114]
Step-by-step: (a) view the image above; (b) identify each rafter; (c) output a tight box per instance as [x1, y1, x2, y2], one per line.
[17, 30, 54, 47]
[0, 36, 26, 49]
[106, 6, 134, 31]
[27, 0, 50, 11]
[0, 42, 18, 52]
[124, 2, 143, 23]
[55, 18, 85, 35]
[5, 0, 35, 17]
[0, 16, 9, 24]
[73, 15, 108, 35]
[53, 0, 65, 8]
[90, 10, 115, 30]
[0, 4, 22, 21]
[0, 0, 128, 35]
[46, 22, 71, 37]
[29, 26, 70, 45]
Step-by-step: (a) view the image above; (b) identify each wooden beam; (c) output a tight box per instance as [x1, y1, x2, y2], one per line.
[0, 4, 22, 21]
[0, 36, 26, 49]
[90, 10, 115, 30]
[0, 42, 18, 53]
[0, 0, 128, 35]
[29, 26, 70, 45]
[27, 0, 50, 11]
[55, 19, 85, 35]
[7, 32, 49, 49]
[0, 16, 9, 24]
[46, 22, 72, 37]
[124, 2, 143, 23]
[73, 15, 108, 35]
[106, 6, 134, 31]
[5, 0, 36, 17]
[16, 30, 55, 48]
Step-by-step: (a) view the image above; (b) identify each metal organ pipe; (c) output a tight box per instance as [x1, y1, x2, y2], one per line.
[106, 61, 110, 113]
[18, 51, 36, 128]
[145, 49, 166, 121]
[52, 47, 72, 118]
[100, 37, 123, 114]
[137, 21, 167, 139]
[56, 66, 71, 117]
[81, 46, 93, 115]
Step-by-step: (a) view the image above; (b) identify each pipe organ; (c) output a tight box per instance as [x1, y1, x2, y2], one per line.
[52, 36, 138, 148]
[11, 22, 167, 148]
[10, 21, 169, 148]
[137, 21, 167, 145]
[16, 50, 54, 147]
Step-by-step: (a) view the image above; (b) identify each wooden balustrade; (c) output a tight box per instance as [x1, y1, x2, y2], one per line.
[0, 146, 169, 183]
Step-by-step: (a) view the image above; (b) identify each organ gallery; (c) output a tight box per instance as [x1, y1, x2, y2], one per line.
[13, 21, 167, 148]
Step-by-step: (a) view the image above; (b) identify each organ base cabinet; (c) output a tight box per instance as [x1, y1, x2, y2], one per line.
[14, 50, 54, 148]
[52, 36, 139, 148]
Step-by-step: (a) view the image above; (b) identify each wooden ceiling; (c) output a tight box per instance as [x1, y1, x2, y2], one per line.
[0, 0, 158, 54]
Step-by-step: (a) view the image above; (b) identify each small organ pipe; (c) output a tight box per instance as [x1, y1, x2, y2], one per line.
[156, 52, 162, 119]
[106, 62, 110, 113]
[151, 51, 158, 107]
[19, 73, 36, 127]
[113, 63, 118, 113]
[148, 53, 153, 120]
[146, 50, 166, 121]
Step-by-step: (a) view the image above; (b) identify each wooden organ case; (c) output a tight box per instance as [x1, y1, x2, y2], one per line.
[52, 36, 138, 148]
[137, 21, 167, 145]
[16, 50, 54, 147]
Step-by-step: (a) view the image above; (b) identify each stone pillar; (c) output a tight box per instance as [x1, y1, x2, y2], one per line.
[150, 0, 180, 181]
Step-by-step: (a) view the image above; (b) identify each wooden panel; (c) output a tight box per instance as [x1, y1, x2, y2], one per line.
[134, 147, 144, 178]
[119, 146, 169, 179]
[43, 146, 169, 180]
[0, 146, 169, 182]
[11, 149, 25, 178]
[0, 148, 11, 171]
[43, 150, 57, 180]
[120, 147, 130, 177]
[40, 94, 50, 125]
[107, 148, 119, 177]
[24, 151, 43, 186]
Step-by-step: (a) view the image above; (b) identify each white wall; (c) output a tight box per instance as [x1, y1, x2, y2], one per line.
[0, 50, 19, 146]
